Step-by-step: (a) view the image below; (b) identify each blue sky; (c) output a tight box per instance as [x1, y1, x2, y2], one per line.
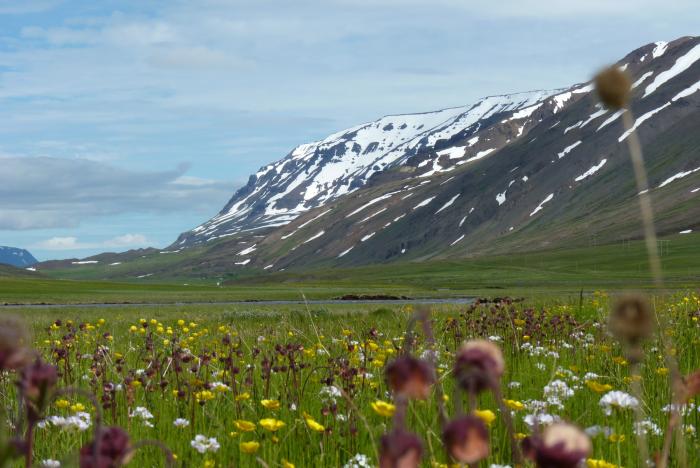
[1, 0, 698, 260]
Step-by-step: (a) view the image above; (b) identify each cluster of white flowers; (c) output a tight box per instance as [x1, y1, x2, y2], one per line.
[523, 413, 559, 427]
[634, 419, 663, 436]
[543, 379, 576, 408]
[40, 460, 61, 467]
[40, 412, 91, 432]
[319, 385, 343, 403]
[191, 435, 220, 454]
[662, 402, 697, 415]
[489, 465, 513, 468]
[488, 335, 503, 342]
[130, 406, 154, 427]
[342, 453, 372, 468]
[585, 425, 613, 437]
[173, 418, 190, 428]
[521, 343, 559, 359]
[599, 391, 640, 415]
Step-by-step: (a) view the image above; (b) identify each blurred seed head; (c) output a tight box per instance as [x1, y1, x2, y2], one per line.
[681, 369, 700, 403]
[524, 422, 591, 468]
[609, 295, 655, 348]
[20, 359, 58, 404]
[454, 339, 505, 393]
[385, 356, 434, 400]
[442, 415, 490, 464]
[0, 315, 33, 371]
[80, 426, 133, 468]
[594, 66, 631, 110]
[379, 429, 422, 468]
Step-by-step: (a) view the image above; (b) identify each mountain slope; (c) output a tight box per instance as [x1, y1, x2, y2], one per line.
[0, 246, 38, 268]
[37, 36, 700, 280]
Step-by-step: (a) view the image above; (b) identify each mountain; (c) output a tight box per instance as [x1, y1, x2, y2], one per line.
[37, 36, 700, 279]
[0, 246, 38, 268]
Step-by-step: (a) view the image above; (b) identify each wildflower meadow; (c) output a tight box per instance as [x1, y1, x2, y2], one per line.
[1, 292, 699, 467]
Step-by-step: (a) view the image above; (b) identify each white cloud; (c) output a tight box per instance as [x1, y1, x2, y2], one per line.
[34, 233, 151, 251]
[0, 157, 233, 230]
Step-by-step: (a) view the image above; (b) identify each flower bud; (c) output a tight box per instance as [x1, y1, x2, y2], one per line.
[379, 429, 422, 468]
[385, 356, 434, 400]
[454, 340, 504, 393]
[442, 415, 490, 464]
[609, 295, 654, 347]
[0, 316, 32, 371]
[20, 360, 57, 404]
[594, 66, 631, 110]
[80, 426, 133, 468]
[524, 422, 591, 468]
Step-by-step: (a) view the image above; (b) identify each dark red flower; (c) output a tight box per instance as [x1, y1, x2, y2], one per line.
[0, 316, 32, 371]
[80, 427, 132, 468]
[523, 422, 591, 468]
[442, 415, 490, 464]
[454, 339, 504, 393]
[20, 359, 57, 403]
[379, 429, 423, 468]
[385, 356, 434, 400]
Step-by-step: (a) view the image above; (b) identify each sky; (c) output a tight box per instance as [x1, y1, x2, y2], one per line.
[0, 0, 698, 261]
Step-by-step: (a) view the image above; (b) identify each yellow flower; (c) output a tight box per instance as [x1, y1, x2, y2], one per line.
[586, 458, 620, 468]
[585, 381, 613, 393]
[234, 420, 256, 432]
[656, 367, 669, 376]
[514, 319, 526, 327]
[503, 399, 524, 411]
[235, 392, 250, 401]
[608, 434, 625, 443]
[282, 459, 295, 468]
[370, 400, 396, 418]
[55, 399, 70, 409]
[515, 432, 528, 440]
[203, 461, 215, 468]
[70, 403, 86, 412]
[239, 441, 260, 454]
[259, 418, 285, 432]
[304, 416, 325, 432]
[473, 409, 496, 426]
[195, 390, 215, 402]
[612, 356, 628, 366]
[261, 399, 280, 410]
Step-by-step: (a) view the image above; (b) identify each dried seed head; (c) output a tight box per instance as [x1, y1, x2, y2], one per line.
[609, 295, 655, 346]
[454, 339, 505, 393]
[681, 370, 700, 403]
[442, 415, 490, 464]
[80, 426, 133, 468]
[0, 315, 33, 371]
[379, 429, 422, 468]
[385, 356, 434, 400]
[595, 66, 631, 110]
[525, 422, 591, 468]
[20, 359, 57, 403]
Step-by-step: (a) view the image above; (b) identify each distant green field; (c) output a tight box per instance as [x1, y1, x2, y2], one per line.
[1, 233, 698, 304]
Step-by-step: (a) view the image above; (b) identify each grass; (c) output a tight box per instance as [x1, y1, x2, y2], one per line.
[3, 293, 699, 467]
[3, 233, 699, 304]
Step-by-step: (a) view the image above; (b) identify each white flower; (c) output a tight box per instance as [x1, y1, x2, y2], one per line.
[173, 418, 190, 428]
[40, 460, 61, 467]
[543, 380, 575, 408]
[46, 412, 91, 432]
[535, 362, 547, 371]
[342, 453, 372, 468]
[210, 381, 230, 392]
[599, 391, 639, 415]
[508, 381, 521, 389]
[489, 465, 512, 468]
[523, 413, 558, 427]
[488, 335, 502, 342]
[130, 406, 154, 420]
[634, 420, 662, 436]
[319, 385, 343, 403]
[585, 425, 613, 437]
[191, 435, 220, 454]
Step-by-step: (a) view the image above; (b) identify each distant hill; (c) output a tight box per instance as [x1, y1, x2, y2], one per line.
[0, 246, 38, 268]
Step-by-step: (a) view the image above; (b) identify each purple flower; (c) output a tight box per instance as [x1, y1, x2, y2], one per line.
[379, 429, 422, 468]
[442, 415, 490, 464]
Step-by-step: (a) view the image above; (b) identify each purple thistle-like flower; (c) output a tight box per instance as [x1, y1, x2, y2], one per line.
[379, 429, 423, 468]
[523, 422, 591, 468]
[80, 427, 132, 468]
[442, 415, 490, 464]
[385, 356, 434, 400]
[454, 339, 504, 393]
